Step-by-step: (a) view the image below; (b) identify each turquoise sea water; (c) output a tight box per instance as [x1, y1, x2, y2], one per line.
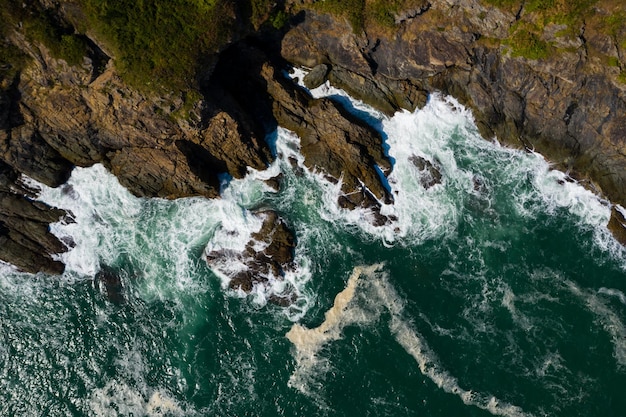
[1, 86, 625, 416]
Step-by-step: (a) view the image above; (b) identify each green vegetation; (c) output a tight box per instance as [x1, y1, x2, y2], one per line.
[480, 0, 599, 59]
[78, 0, 288, 92]
[0, 0, 88, 66]
[0, 40, 27, 83]
[0, 0, 286, 93]
[77, 0, 235, 92]
[608, 56, 621, 67]
[309, 0, 430, 32]
[482, 0, 518, 7]
[507, 29, 551, 60]
[310, 0, 366, 32]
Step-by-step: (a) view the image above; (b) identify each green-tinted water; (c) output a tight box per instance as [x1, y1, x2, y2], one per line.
[1, 93, 624, 416]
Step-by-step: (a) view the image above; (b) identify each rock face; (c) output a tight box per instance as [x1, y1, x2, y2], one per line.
[260, 61, 392, 208]
[0, 160, 68, 274]
[208, 41, 393, 213]
[410, 155, 443, 190]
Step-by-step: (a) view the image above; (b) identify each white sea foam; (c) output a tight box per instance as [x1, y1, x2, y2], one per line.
[289, 74, 472, 244]
[89, 381, 189, 417]
[599, 287, 626, 305]
[566, 280, 626, 368]
[32, 163, 312, 320]
[287, 264, 534, 417]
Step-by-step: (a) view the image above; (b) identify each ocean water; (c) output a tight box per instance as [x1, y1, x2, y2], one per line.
[1, 83, 625, 417]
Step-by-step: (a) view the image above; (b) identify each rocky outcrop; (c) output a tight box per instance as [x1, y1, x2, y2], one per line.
[94, 265, 125, 304]
[206, 210, 297, 303]
[260, 62, 392, 208]
[409, 155, 442, 189]
[4, 0, 626, 275]
[0, 160, 68, 274]
[208, 41, 393, 214]
[0, 5, 396, 276]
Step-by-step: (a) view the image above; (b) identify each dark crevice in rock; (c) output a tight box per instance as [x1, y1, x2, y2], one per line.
[174, 140, 224, 190]
[0, 74, 25, 129]
[361, 38, 380, 75]
[564, 102, 578, 125]
[515, 2, 525, 21]
[394, 2, 431, 25]
[83, 36, 111, 84]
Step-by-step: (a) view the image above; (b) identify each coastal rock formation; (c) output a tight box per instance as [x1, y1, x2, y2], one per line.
[260, 62, 392, 207]
[208, 42, 393, 214]
[281, 3, 626, 218]
[410, 155, 443, 190]
[3, 0, 626, 275]
[0, 160, 68, 274]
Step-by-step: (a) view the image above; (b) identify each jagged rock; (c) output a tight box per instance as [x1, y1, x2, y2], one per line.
[5, 28, 273, 203]
[0, 233, 64, 275]
[264, 173, 283, 192]
[206, 210, 296, 299]
[106, 146, 220, 199]
[303, 63, 330, 89]
[409, 155, 442, 189]
[0, 162, 68, 274]
[282, 13, 430, 114]
[260, 61, 392, 208]
[608, 207, 626, 246]
[281, 5, 626, 241]
[196, 110, 271, 179]
[205, 41, 393, 218]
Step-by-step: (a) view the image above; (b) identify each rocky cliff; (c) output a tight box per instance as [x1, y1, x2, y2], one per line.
[1, 0, 626, 277]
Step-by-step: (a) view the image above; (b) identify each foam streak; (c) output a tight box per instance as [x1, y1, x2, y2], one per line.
[287, 265, 534, 417]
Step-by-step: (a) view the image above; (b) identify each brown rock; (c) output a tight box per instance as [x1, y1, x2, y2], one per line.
[303, 64, 330, 89]
[107, 146, 220, 199]
[282, 4, 626, 242]
[205, 210, 297, 302]
[260, 62, 392, 206]
[608, 207, 626, 246]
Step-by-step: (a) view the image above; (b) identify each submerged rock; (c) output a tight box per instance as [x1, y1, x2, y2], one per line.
[409, 155, 443, 189]
[94, 265, 125, 304]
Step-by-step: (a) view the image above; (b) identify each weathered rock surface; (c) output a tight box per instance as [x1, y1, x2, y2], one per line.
[0, 161, 68, 274]
[410, 155, 443, 189]
[261, 62, 392, 207]
[208, 41, 393, 214]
